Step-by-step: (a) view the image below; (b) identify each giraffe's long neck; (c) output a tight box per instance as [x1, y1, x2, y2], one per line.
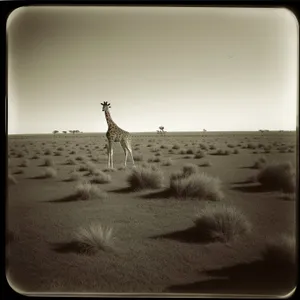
[105, 110, 116, 127]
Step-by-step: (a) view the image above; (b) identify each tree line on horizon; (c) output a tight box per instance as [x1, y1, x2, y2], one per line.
[53, 130, 82, 134]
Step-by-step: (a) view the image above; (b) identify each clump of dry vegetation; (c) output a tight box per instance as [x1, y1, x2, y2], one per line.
[169, 166, 223, 201]
[161, 158, 173, 166]
[172, 144, 180, 150]
[127, 164, 164, 190]
[44, 149, 52, 156]
[194, 203, 252, 242]
[76, 181, 107, 200]
[44, 158, 54, 167]
[194, 151, 205, 159]
[233, 149, 239, 154]
[133, 154, 143, 161]
[214, 149, 230, 156]
[74, 223, 114, 253]
[42, 167, 57, 178]
[67, 171, 81, 182]
[200, 161, 212, 167]
[252, 156, 267, 169]
[91, 171, 112, 184]
[256, 161, 296, 193]
[66, 158, 76, 165]
[19, 159, 30, 167]
[261, 234, 296, 268]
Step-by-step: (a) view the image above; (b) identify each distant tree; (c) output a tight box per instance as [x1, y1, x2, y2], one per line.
[62, 131, 67, 134]
[158, 126, 166, 135]
[53, 130, 59, 134]
[203, 129, 207, 132]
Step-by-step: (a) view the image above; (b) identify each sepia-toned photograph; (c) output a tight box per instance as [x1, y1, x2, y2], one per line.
[6, 5, 297, 297]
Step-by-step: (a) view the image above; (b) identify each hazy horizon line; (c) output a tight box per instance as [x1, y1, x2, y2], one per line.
[7, 129, 296, 135]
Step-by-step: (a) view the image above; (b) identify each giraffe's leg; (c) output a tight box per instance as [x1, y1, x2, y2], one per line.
[125, 142, 135, 166]
[107, 141, 113, 169]
[120, 141, 128, 167]
[110, 147, 114, 169]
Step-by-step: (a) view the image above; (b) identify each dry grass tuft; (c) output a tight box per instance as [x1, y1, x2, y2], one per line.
[169, 172, 224, 201]
[161, 158, 173, 166]
[66, 158, 76, 165]
[133, 154, 144, 161]
[194, 203, 252, 242]
[256, 161, 296, 193]
[92, 171, 112, 184]
[76, 181, 107, 200]
[67, 171, 81, 182]
[127, 164, 164, 190]
[74, 223, 114, 253]
[19, 159, 30, 167]
[194, 151, 206, 159]
[42, 167, 57, 178]
[44, 158, 54, 167]
[262, 234, 296, 267]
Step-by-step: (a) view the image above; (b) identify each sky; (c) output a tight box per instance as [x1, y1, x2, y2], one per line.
[7, 6, 298, 134]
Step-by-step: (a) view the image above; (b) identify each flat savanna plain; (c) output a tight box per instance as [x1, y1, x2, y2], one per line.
[6, 131, 297, 296]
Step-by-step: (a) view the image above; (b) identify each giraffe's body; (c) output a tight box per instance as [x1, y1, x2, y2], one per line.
[102, 103, 134, 169]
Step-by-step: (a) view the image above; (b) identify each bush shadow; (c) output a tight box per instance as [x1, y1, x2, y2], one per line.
[166, 259, 296, 295]
[109, 187, 135, 194]
[50, 241, 96, 255]
[45, 194, 80, 203]
[231, 184, 274, 193]
[150, 226, 213, 244]
[140, 189, 172, 199]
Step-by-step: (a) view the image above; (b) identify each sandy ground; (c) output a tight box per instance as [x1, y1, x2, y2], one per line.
[6, 131, 297, 296]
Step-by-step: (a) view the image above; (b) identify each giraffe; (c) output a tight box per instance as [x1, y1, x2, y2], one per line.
[101, 101, 135, 169]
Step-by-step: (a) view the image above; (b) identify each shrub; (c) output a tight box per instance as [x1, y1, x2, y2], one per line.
[76, 181, 107, 200]
[215, 149, 230, 155]
[256, 162, 296, 193]
[44, 158, 54, 167]
[74, 223, 114, 253]
[169, 172, 224, 201]
[186, 149, 194, 154]
[252, 157, 267, 169]
[183, 163, 199, 176]
[161, 158, 173, 166]
[44, 149, 52, 155]
[67, 171, 81, 182]
[262, 234, 296, 267]
[200, 161, 212, 167]
[92, 171, 112, 184]
[75, 156, 85, 161]
[172, 144, 180, 150]
[194, 203, 252, 242]
[127, 165, 164, 190]
[194, 151, 205, 159]
[233, 149, 239, 154]
[19, 159, 30, 167]
[42, 167, 57, 178]
[66, 158, 76, 165]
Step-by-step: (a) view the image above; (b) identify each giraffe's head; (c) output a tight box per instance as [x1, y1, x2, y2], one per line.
[101, 101, 111, 112]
